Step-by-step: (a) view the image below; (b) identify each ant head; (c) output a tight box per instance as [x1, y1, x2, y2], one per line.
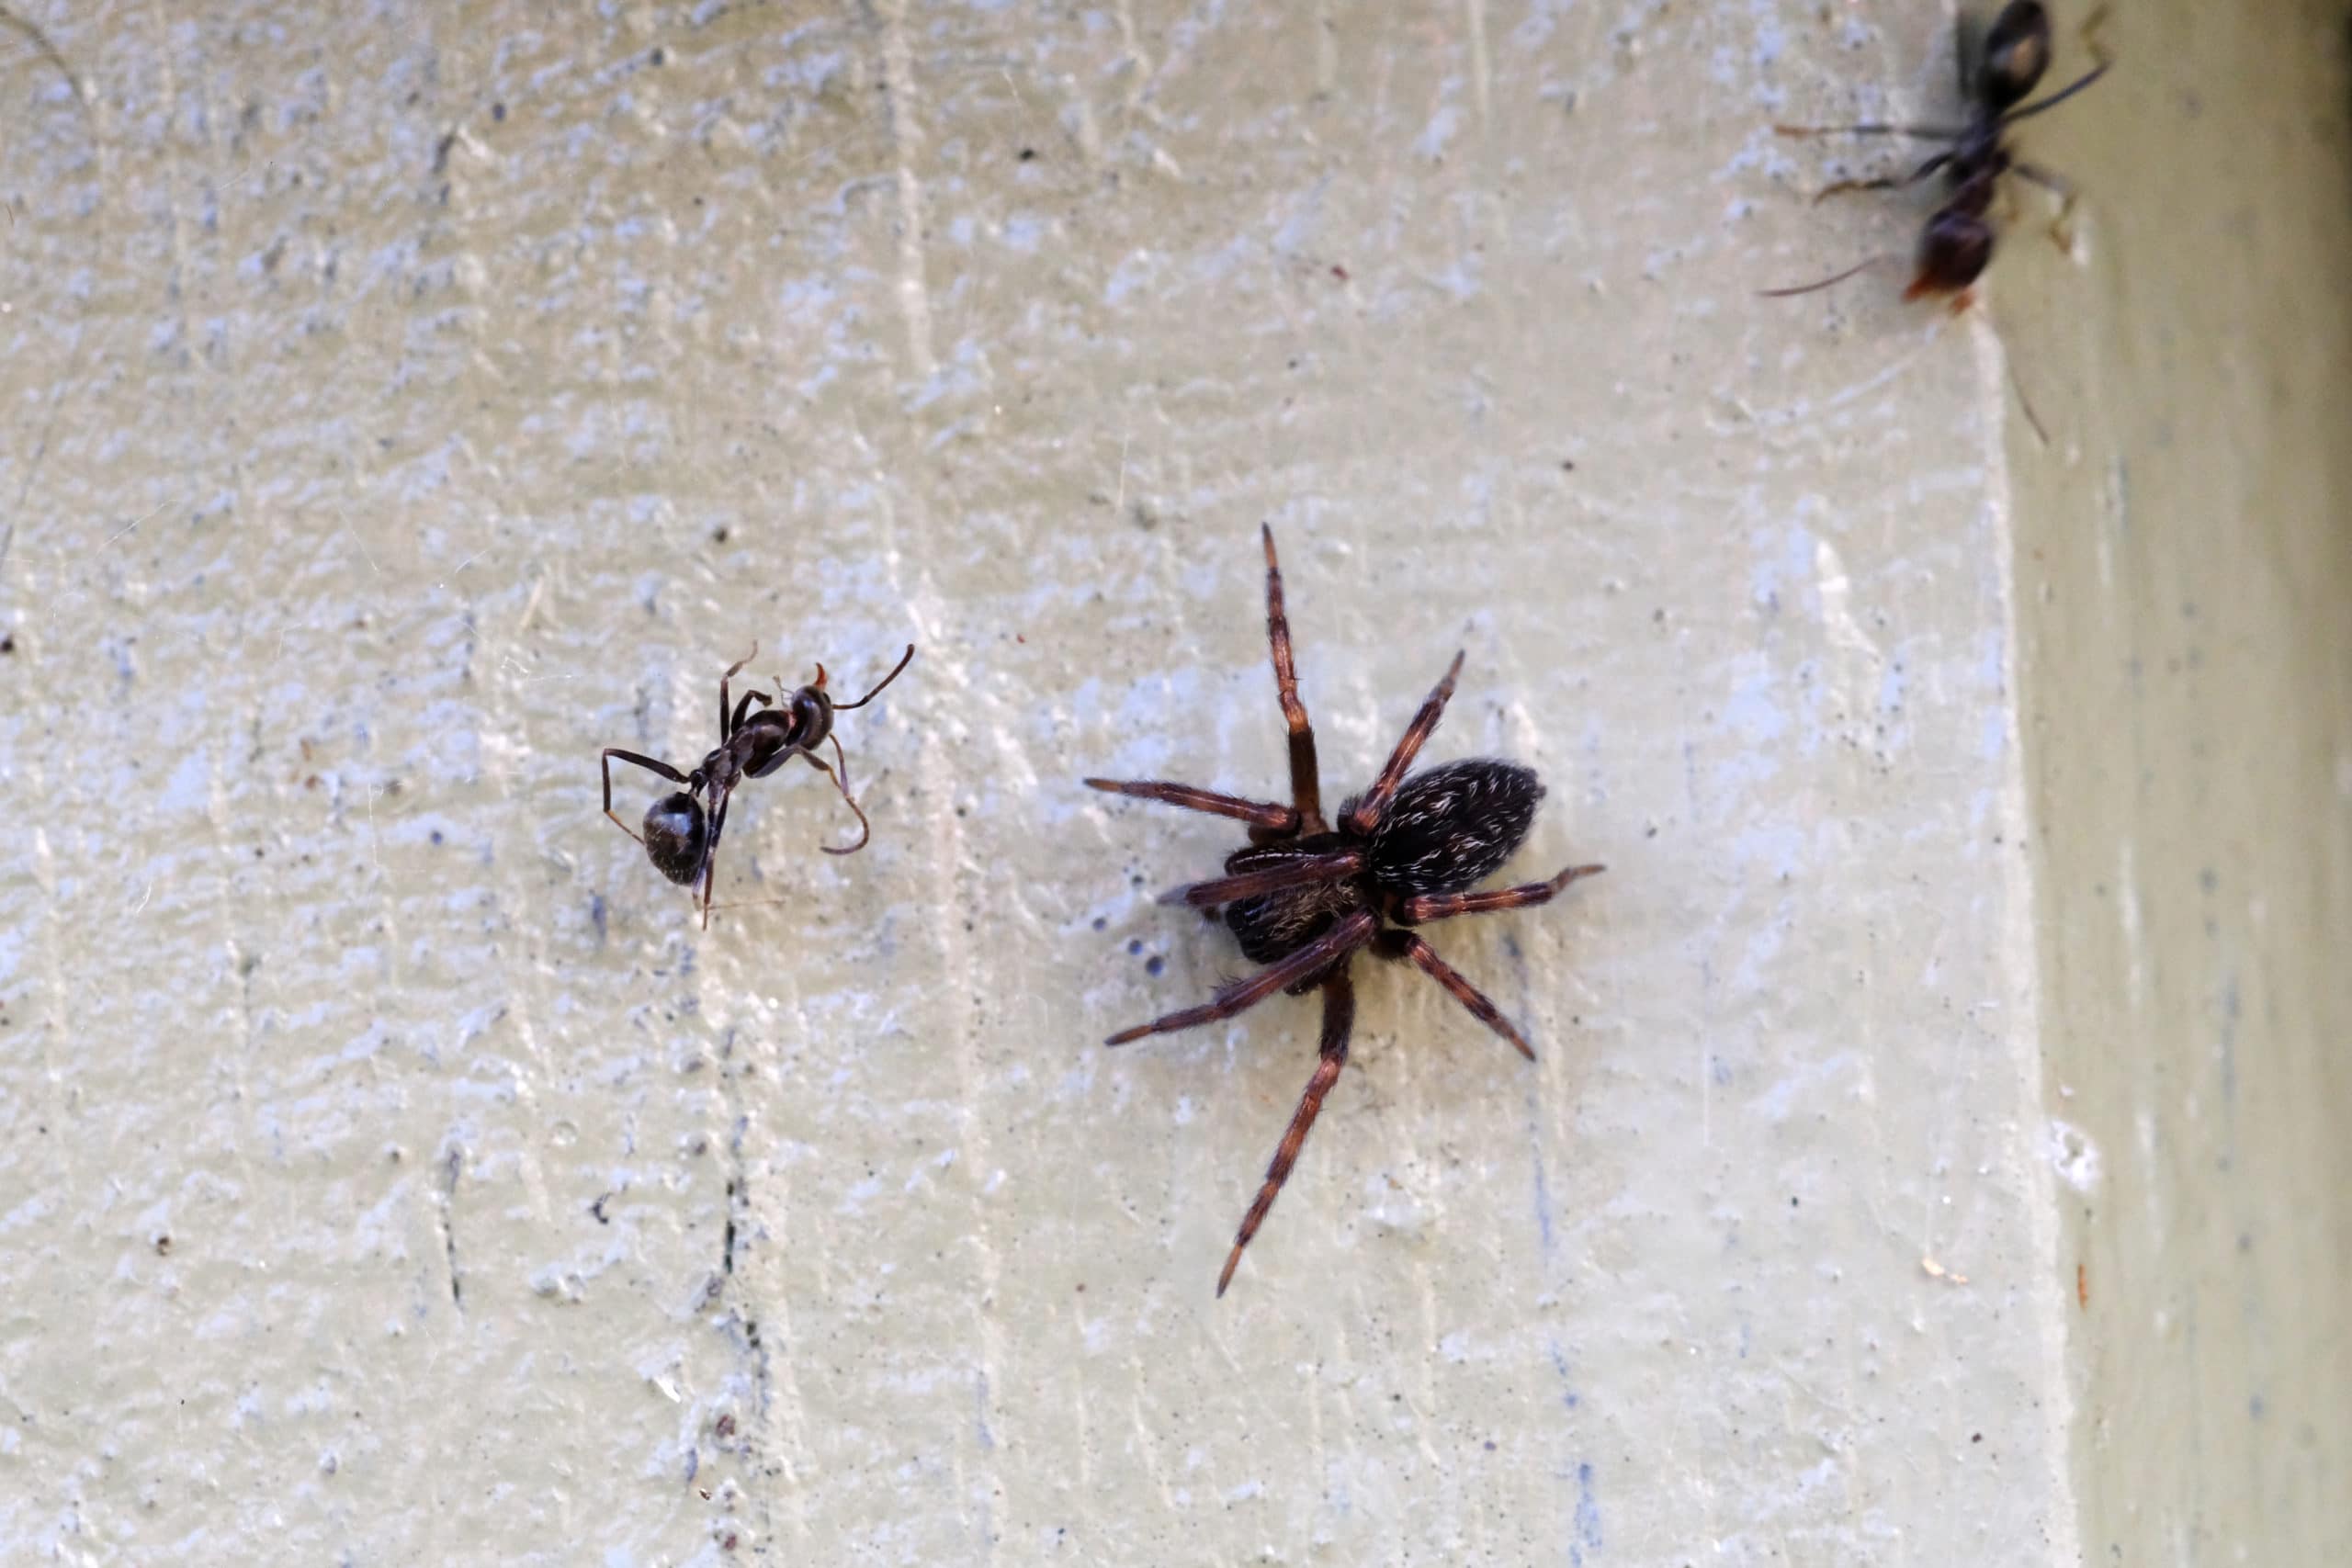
[1907, 209, 1996, 299]
[1978, 0, 2052, 112]
[642, 792, 709, 884]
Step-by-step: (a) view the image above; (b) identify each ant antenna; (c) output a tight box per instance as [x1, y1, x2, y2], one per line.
[1758, 254, 1891, 298]
[833, 643, 917, 710]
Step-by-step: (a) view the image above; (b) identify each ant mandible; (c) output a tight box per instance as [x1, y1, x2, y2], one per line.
[1765, 2, 2109, 306]
[600, 642, 916, 928]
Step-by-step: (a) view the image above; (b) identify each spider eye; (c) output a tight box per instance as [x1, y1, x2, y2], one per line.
[642, 793, 708, 884]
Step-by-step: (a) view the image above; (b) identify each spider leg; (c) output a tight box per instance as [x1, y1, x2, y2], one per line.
[1396, 863, 1606, 924]
[1811, 150, 1953, 203]
[832, 644, 917, 710]
[601, 749, 687, 845]
[1157, 852, 1364, 908]
[1105, 908, 1376, 1045]
[1374, 929, 1536, 1061]
[1082, 778, 1299, 832]
[802, 738, 872, 855]
[1216, 969, 1354, 1297]
[1340, 650, 1465, 837]
[1259, 525, 1325, 832]
[719, 642, 760, 739]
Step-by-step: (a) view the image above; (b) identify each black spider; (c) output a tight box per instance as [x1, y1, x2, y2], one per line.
[601, 642, 915, 927]
[1086, 527, 1604, 1295]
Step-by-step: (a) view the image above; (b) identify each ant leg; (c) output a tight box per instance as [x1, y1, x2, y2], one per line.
[718, 642, 760, 739]
[1396, 863, 1607, 924]
[2009, 160, 2082, 250]
[1082, 778, 1299, 832]
[1259, 525, 1325, 832]
[1216, 969, 1354, 1297]
[1812, 150, 1953, 203]
[601, 749, 686, 844]
[1156, 851, 1365, 909]
[1759, 254, 1892, 299]
[2001, 61, 2109, 122]
[832, 644, 917, 710]
[729, 688, 773, 735]
[1340, 650, 1465, 838]
[696, 788, 735, 930]
[1105, 908, 1376, 1045]
[1374, 929, 1537, 1061]
[1773, 120, 1963, 142]
[800, 738, 872, 855]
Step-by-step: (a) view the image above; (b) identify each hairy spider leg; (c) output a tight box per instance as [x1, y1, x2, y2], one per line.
[833, 643, 919, 710]
[1082, 778, 1300, 831]
[1103, 908, 1378, 1045]
[1340, 650, 1466, 837]
[1217, 969, 1354, 1297]
[601, 749, 687, 845]
[1259, 525, 1324, 832]
[801, 736, 872, 856]
[719, 642, 760, 739]
[1157, 852, 1365, 909]
[1374, 929, 1537, 1061]
[1396, 863, 1607, 923]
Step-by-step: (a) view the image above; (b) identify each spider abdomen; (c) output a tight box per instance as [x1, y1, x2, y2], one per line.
[1365, 759, 1542, 898]
[1220, 835, 1365, 965]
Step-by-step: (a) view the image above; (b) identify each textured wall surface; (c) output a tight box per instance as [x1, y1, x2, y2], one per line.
[1996, 2, 2352, 1562]
[0, 2, 2342, 1564]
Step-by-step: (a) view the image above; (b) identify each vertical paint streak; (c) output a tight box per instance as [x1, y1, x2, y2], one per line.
[1973, 316, 2086, 1566]
[869, 0, 938, 380]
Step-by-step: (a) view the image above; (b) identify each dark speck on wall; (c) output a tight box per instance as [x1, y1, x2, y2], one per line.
[1146, 954, 1164, 976]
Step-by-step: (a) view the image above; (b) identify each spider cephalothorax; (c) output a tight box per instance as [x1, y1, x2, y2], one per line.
[1086, 526, 1603, 1295]
[600, 642, 914, 926]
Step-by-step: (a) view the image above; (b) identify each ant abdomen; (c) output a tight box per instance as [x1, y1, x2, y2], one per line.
[643, 793, 709, 884]
[1911, 208, 1997, 297]
[1366, 760, 1544, 899]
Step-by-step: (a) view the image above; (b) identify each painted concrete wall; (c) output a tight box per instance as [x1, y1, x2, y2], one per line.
[0, 2, 2343, 1563]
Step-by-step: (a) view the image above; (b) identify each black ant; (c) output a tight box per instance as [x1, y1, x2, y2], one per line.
[600, 642, 915, 928]
[1765, 2, 2109, 306]
[1086, 527, 1603, 1296]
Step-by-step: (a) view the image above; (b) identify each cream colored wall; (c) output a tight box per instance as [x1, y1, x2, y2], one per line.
[1997, 1, 2352, 1561]
[0, 2, 2342, 1564]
